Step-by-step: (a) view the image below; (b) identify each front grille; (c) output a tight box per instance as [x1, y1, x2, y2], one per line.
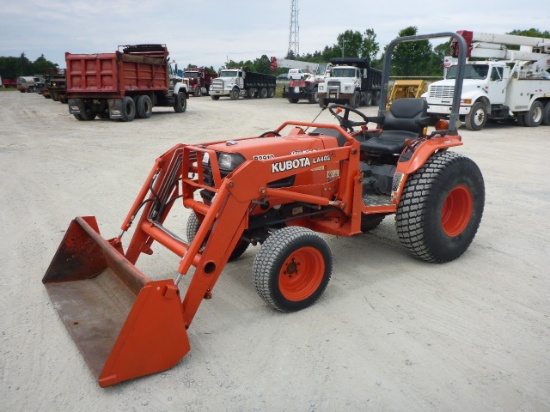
[429, 85, 454, 99]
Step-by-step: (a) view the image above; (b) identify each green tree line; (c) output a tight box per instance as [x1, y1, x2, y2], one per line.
[2, 27, 548, 80]
[226, 26, 549, 76]
[0, 53, 58, 79]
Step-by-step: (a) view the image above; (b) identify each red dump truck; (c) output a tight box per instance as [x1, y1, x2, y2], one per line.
[65, 44, 188, 121]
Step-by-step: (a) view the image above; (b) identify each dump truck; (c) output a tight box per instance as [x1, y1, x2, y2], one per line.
[209, 67, 276, 100]
[43, 32, 484, 387]
[318, 57, 382, 107]
[65, 44, 188, 121]
[425, 30, 550, 130]
[183, 67, 218, 96]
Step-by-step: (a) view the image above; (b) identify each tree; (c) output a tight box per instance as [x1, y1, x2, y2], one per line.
[389, 26, 434, 76]
[360, 28, 380, 62]
[335, 30, 363, 58]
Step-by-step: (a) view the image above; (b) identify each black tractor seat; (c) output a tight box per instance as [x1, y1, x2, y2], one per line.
[361, 98, 430, 155]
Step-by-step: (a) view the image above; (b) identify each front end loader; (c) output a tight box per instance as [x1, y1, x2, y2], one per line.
[43, 32, 484, 387]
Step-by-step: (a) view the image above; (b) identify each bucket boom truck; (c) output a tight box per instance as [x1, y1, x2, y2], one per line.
[425, 30, 550, 130]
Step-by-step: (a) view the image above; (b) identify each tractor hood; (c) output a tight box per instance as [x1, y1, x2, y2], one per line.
[206, 133, 341, 161]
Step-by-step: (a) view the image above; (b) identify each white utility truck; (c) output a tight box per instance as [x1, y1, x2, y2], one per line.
[425, 30, 550, 130]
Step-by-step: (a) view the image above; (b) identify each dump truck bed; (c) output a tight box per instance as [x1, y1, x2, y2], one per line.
[66, 45, 169, 97]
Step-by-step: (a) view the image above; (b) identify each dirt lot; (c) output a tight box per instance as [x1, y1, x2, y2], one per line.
[1, 91, 549, 411]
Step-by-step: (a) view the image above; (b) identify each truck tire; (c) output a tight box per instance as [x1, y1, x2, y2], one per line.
[542, 101, 550, 126]
[465, 101, 487, 131]
[524, 100, 543, 127]
[79, 105, 97, 121]
[372, 91, 380, 106]
[231, 88, 240, 100]
[350, 91, 361, 108]
[245, 88, 254, 99]
[516, 114, 526, 126]
[308, 90, 319, 104]
[288, 98, 299, 104]
[259, 87, 268, 99]
[194, 87, 202, 97]
[136, 95, 152, 119]
[174, 92, 187, 113]
[267, 87, 275, 98]
[396, 151, 484, 263]
[211, 95, 220, 101]
[120, 96, 136, 121]
[318, 98, 326, 108]
[253, 227, 332, 312]
[364, 91, 373, 107]
[186, 213, 249, 261]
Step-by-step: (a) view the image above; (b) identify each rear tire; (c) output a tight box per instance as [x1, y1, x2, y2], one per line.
[211, 95, 220, 100]
[253, 227, 332, 312]
[267, 87, 275, 98]
[120, 96, 135, 122]
[524, 100, 543, 127]
[259, 87, 268, 98]
[288, 98, 299, 104]
[396, 151, 485, 263]
[136, 95, 152, 119]
[465, 101, 487, 131]
[351, 91, 361, 108]
[542, 102, 550, 126]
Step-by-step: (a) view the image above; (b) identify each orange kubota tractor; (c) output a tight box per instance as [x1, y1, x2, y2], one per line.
[43, 33, 484, 387]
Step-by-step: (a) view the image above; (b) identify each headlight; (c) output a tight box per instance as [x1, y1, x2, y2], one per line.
[345, 85, 352, 91]
[218, 152, 246, 172]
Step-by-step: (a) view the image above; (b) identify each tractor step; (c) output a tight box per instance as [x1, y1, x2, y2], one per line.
[363, 194, 392, 207]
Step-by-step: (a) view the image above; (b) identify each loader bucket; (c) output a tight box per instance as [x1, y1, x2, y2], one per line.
[42, 216, 190, 387]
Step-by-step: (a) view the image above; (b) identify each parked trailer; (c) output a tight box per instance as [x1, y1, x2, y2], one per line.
[65, 44, 187, 121]
[2, 78, 17, 88]
[210, 68, 276, 100]
[17, 76, 44, 93]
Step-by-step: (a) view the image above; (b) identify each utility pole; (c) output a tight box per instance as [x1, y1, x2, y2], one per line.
[288, 0, 299, 57]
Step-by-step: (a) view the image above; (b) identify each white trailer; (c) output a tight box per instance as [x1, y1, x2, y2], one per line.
[425, 30, 550, 130]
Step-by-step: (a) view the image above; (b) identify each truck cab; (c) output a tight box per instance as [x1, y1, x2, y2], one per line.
[318, 65, 362, 106]
[317, 58, 381, 108]
[210, 69, 244, 100]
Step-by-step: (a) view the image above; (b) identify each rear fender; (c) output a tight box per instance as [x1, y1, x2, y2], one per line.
[391, 135, 463, 204]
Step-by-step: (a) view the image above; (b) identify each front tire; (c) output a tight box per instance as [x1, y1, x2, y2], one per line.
[253, 227, 332, 312]
[308, 90, 319, 104]
[231, 88, 240, 100]
[174, 92, 187, 113]
[396, 151, 485, 263]
[465, 101, 487, 131]
[186, 213, 249, 261]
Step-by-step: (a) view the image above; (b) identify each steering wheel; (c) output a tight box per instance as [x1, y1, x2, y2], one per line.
[259, 130, 281, 137]
[328, 104, 370, 131]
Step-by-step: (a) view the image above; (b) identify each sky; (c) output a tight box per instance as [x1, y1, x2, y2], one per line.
[1, 0, 548, 70]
